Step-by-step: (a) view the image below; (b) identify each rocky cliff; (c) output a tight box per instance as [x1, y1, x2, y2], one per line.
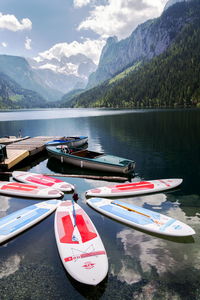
[87, 0, 194, 88]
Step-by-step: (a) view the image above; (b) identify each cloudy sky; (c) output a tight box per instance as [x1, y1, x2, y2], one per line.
[0, 0, 169, 64]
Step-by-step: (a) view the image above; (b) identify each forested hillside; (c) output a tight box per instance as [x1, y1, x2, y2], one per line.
[65, 0, 200, 109]
[0, 72, 47, 109]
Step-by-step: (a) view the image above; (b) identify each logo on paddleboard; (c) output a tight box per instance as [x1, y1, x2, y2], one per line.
[82, 261, 95, 269]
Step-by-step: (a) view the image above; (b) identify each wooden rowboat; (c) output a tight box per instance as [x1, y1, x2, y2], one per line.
[46, 146, 135, 174]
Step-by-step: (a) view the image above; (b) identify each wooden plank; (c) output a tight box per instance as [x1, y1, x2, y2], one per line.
[0, 149, 29, 169]
[0, 136, 30, 145]
[7, 136, 63, 149]
[29, 146, 45, 156]
[7, 145, 44, 150]
[0, 136, 63, 169]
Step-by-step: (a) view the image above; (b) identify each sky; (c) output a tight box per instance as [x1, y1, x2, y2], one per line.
[0, 0, 169, 64]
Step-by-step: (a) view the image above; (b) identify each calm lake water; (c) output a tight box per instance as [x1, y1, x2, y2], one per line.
[0, 108, 200, 299]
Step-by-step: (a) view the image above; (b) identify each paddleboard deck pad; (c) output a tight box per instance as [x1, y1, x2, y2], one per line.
[85, 178, 183, 197]
[87, 198, 195, 237]
[54, 201, 108, 285]
[0, 200, 62, 244]
[0, 181, 64, 199]
[12, 171, 74, 192]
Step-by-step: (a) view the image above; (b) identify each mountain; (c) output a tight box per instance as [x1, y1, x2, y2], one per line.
[0, 52, 96, 105]
[32, 68, 83, 94]
[59, 88, 84, 106]
[87, 0, 196, 88]
[0, 55, 62, 101]
[0, 72, 48, 109]
[164, 0, 191, 10]
[28, 53, 97, 94]
[65, 0, 200, 109]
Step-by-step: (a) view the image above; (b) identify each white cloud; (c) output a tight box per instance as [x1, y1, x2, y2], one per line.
[110, 259, 142, 284]
[77, 0, 169, 39]
[38, 62, 79, 76]
[1, 42, 7, 48]
[35, 38, 105, 64]
[0, 255, 22, 279]
[117, 228, 176, 276]
[0, 13, 32, 31]
[0, 196, 10, 216]
[114, 197, 199, 285]
[74, 0, 92, 8]
[25, 37, 32, 50]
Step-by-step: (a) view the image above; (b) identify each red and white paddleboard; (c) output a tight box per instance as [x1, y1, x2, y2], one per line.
[54, 201, 108, 285]
[85, 178, 183, 198]
[12, 171, 74, 192]
[0, 181, 64, 199]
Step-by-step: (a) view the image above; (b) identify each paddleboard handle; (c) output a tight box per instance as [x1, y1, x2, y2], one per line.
[71, 198, 77, 227]
[73, 192, 79, 202]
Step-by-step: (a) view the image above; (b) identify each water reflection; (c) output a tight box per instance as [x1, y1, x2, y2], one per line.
[0, 196, 10, 217]
[115, 223, 196, 280]
[0, 108, 135, 121]
[0, 109, 200, 299]
[66, 269, 108, 300]
[0, 255, 22, 279]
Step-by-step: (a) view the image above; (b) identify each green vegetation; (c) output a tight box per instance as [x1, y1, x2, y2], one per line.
[59, 88, 84, 106]
[0, 72, 48, 109]
[66, 1, 200, 109]
[108, 62, 142, 85]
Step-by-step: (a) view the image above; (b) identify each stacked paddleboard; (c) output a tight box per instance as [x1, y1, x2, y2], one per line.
[0, 200, 62, 244]
[86, 178, 195, 237]
[86, 198, 195, 237]
[12, 171, 74, 192]
[85, 178, 183, 198]
[0, 181, 64, 199]
[87, 198, 195, 237]
[54, 201, 108, 285]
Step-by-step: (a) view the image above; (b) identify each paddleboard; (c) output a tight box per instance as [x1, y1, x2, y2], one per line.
[54, 201, 108, 285]
[86, 198, 195, 237]
[0, 199, 62, 244]
[12, 171, 74, 192]
[0, 181, 64, 199]
[85, 178, 183, 198]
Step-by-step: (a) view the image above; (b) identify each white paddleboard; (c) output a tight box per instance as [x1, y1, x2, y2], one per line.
[86, 198, 195, 237]
[85, 178, 183, 198]
[12, 171, 74, 192]
[0, 181, 64, 199]
[0, 199, 62, 244]
[54, 201, 108, 285]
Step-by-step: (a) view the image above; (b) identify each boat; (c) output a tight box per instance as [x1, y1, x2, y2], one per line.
[12, 171, 74, 192]
[0, 181, 64, 199]
[45, 136, 88, 147]
[46, 146, 135, 174]
[0, 200, 62, 244]
[87, 198, 195, 237]
[0, 136, 30, 145]
[54, 200, 108, 285]
[85, 178, 183, 197]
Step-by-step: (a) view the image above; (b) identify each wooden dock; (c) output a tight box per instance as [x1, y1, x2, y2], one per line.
[0, 136, 63, 170]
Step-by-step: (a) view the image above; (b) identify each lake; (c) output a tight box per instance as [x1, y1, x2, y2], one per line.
[0, 108, 200, 299]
